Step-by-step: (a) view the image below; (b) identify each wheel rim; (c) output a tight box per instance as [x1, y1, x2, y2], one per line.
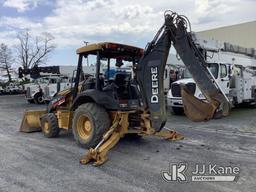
[38, 96, 43, 103]
[43, 121, 50, 134]
[77, 115, 92, 140]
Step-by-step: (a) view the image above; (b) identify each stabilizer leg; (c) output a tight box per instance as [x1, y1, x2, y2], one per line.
[80, 112, 129, 166]
[154, 129, 184, 141]
[80, 132, 121, 166]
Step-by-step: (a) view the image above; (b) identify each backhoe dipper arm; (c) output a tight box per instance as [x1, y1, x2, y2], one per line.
[167, 12, 230, 119]
[136, 11, 230, 131]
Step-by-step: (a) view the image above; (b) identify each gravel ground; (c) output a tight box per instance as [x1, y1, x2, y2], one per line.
[0, 95, 255, 192]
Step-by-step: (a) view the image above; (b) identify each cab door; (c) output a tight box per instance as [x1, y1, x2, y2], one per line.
[218, 64, 230, 95]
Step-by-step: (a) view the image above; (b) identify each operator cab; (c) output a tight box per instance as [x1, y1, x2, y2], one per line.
[73, 42, 144, 110]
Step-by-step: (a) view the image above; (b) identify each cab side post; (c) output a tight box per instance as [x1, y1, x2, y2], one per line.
[96, 51, 101, 90]
[73, 54, 83, 100]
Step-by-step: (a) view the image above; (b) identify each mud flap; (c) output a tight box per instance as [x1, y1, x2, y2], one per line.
[20, 110, 46, 132]
[181, 86, 218, 122]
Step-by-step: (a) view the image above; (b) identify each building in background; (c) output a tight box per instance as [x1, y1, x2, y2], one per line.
[197, 21, 256, 48]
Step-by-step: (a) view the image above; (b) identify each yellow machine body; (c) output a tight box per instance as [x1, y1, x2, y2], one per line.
[19, 41, 184, 166]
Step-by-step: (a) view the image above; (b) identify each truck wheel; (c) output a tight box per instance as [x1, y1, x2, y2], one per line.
[34, 93, 44, 104]
[27, 99, 34, 104]
[41, 113, 60, 138]
[172, 107, 184, 115]
[72, 103, 110, 149]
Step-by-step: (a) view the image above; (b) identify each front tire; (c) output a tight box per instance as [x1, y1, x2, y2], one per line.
[34, 92, 44, 104]
[72, 103, 110, 149]
[41, 113, 60, 138]
[172, 107, 184, 115]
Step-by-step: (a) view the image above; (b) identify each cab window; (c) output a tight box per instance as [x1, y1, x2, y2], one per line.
[49, 79, 57, 84]
[183, 69, 192, 79]
[220, 64, 227, 78]
[39, 78, 49, 84]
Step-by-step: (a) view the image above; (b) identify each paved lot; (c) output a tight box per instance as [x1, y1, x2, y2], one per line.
[0, 95, 256, 192]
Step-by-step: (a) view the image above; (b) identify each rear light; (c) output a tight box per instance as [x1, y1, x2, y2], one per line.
[119, 100, 128, 108]
[106, 43, 118, 49]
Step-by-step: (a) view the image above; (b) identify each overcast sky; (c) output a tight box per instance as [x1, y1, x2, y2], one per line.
[0, 0, 255, 67]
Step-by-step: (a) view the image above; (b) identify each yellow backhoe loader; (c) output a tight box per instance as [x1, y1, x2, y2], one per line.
[20, 11, 230, 166]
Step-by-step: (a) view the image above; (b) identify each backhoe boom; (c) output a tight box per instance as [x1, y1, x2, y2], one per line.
[136, 11, 230, 130]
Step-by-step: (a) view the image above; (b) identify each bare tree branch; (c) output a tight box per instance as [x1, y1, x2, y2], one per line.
[17, 30, 55, 70]
[0, 43, 14, 82]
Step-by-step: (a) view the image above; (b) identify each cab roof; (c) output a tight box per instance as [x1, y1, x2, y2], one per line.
[76, 42, 144, 61]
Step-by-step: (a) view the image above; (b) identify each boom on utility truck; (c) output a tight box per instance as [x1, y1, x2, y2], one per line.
[167, 34, 256, 117]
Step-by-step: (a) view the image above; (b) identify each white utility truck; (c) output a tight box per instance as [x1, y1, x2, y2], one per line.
[43, 65, 106, 102]
[5, 83, 23, 94]
[43, 76, 72, 102]
[167, 33, 256, 114]
[25, 76, 68, 104]
[22, 65, 100, 104]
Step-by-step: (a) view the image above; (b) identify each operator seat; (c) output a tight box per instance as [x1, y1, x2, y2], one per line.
[81, 76, 105, 92]
[114, 73, 129, 99]
[81, 77, 96, 92]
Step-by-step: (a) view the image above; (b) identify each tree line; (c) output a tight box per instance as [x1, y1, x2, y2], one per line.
[0, 30, 55, 82]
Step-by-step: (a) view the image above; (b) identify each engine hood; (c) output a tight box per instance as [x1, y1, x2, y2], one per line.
[172, 78, 195, 85]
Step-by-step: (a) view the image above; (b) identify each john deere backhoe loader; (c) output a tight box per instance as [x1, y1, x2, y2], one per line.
[20, 10, 230, 166]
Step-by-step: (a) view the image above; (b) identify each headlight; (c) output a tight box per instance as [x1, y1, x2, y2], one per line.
[167, 90, 172, 98]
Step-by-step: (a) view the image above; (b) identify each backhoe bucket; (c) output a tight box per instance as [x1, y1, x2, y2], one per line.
[181, 86, 218, 122]
[20, 110, 46, 132]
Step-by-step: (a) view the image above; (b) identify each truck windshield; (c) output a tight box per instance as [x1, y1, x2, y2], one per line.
[183, 69, 192, 78]
[182, 63, 218, 79]
[208, 63, 218, 79]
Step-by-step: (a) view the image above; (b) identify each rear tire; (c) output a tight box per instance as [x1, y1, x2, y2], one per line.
[72, 103, 110, 149]
[41, 113, 60, 138]
[172, 107, 184, 115]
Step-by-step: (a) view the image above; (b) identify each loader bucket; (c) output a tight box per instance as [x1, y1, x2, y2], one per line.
[181, 86, 218, 122]
[20, 110, 46, 132]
